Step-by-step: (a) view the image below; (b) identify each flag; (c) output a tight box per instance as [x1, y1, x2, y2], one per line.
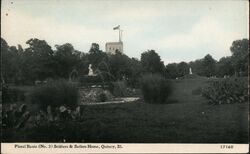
[113, 25, 120, 30]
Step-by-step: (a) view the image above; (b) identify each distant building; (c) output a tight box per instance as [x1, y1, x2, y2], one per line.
[105, 42, 123, 54]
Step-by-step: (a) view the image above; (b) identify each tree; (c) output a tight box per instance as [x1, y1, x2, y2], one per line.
[165, 63, 178, 79]
[230, 39, 249, 76]
[89, 43, 101, 54]
[128, 57, 143, 87]
[54, 43, 81, 78]
[189, 59, 203, 76]
[87, 43, 108, 71]
[201, 54, 217, 77]
[107, 52, 132, 81]
[1, 38, 24, 83]
[23, 38, 55, 81]
[140, 50, 164, 74]
[177, 62, 189, 77]
[216, 56, 234, 77]
[1, 38, 11, 83]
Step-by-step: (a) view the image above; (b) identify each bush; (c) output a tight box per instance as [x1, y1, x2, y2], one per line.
[110, 81, 128, 97]
[30, 79, 78, 109]
[98, 93, 108, 102]
[140, 74, 172, 104]
[202, 77, 248, 104]
[79, 88, 113, 103]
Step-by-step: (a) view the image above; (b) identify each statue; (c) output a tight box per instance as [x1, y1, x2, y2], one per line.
[88, 64, 96, 76]
[189, 67, 192, 75]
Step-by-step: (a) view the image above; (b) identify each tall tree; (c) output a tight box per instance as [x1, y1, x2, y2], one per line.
[216, 56, 234, 77]
[230, 38, 249, 76]
[107, 52, 131, 81]
[165, 63, 178, 79]
[201, 54, 217, 77]
[141, 50, 164, 74]
[23, 38, 55, 81]
[177, 61, 189, 77]
[87, 43, 108, 71]
[54, 43, 81, 78]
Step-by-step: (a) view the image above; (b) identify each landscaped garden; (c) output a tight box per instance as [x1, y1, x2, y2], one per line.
[1, 76, 248, 143]
[1, 37, 248, 143]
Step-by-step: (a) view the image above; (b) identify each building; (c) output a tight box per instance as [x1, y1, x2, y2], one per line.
[105, 42, 123, 54]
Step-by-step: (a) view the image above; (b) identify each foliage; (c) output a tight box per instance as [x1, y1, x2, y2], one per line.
[2, 86, 25, 103]
[1, 39, 23, 83]
[127, 58, 143, 87]
[177, 62, 189, 77]
[165, 63, 178, 79]
[110, 81, 128, 97]
[87, 43, 108, 71]
[30, 80, 78, 109]
[230, 38, 249, 76]
[202, 54, 217, 77]
[79, 88, 113, 103]
[216, 56, 234, 77]
[140, 74, 172, 104]
[98, 92, 108, 102]
[107, 52, 131, 81]
[2, 79, 249, 143]
[141, 50, 165, 74]
[2, 37, 248, 85]
[2, 104, 83, 142]
[54, 43, 82, 78]
[202, 78, 248, 104]
[24, 38, 55, 81]
[2, 104, 31, 129]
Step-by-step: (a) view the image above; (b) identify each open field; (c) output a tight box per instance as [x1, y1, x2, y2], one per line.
[2, 78, 249, 143]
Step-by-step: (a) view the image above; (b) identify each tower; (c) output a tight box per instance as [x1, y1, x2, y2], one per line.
[105, 25, 123, 54]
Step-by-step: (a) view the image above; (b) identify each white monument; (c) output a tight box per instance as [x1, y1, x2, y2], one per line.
[88, 64, 96, 76]
[189, 67, 193, 75]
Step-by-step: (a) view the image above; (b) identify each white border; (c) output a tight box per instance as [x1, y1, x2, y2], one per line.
[1, 143, 249, 153]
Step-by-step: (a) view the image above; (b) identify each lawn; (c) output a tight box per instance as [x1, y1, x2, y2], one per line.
[2, 78, 249, 143]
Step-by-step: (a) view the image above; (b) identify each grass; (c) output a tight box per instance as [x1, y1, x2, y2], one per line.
[2, 78, 249, 143]
[78, 101, 248, 143]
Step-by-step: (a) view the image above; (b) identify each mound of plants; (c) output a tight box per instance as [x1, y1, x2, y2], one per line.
[109, 81, 141, 97]
[79, 88, 113, 103]
[29, 79, 78, 109]
[2, 104, 84, 142]
[110, 81, 128, 97]
[140, 74, 172, 104]
[202, 77, 248, 104]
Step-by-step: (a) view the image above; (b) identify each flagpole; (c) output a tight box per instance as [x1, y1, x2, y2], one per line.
[119, 29, 121, 42]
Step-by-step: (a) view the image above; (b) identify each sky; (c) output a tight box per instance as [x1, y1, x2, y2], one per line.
[1, 0, 249, 64]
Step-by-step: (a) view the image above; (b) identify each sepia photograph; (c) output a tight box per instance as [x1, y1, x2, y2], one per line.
[1, 0, 249, 153]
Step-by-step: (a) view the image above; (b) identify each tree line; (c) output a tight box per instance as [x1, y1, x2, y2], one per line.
[166, 39, 248, 79]
[1, 37, 248, 85]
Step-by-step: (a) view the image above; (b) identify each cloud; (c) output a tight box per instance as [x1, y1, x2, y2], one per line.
[153, 16, 248, 62]
[1, 9, 116, 51]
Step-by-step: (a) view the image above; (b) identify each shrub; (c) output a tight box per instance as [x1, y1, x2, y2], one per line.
[110, 81, 128, 97]
[79, 88, 113, 103]
[202, 77, 248, 104]
[30, 79, 78, 109]
[140, 74, 172, 104]
[98, 93, 108, 102]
